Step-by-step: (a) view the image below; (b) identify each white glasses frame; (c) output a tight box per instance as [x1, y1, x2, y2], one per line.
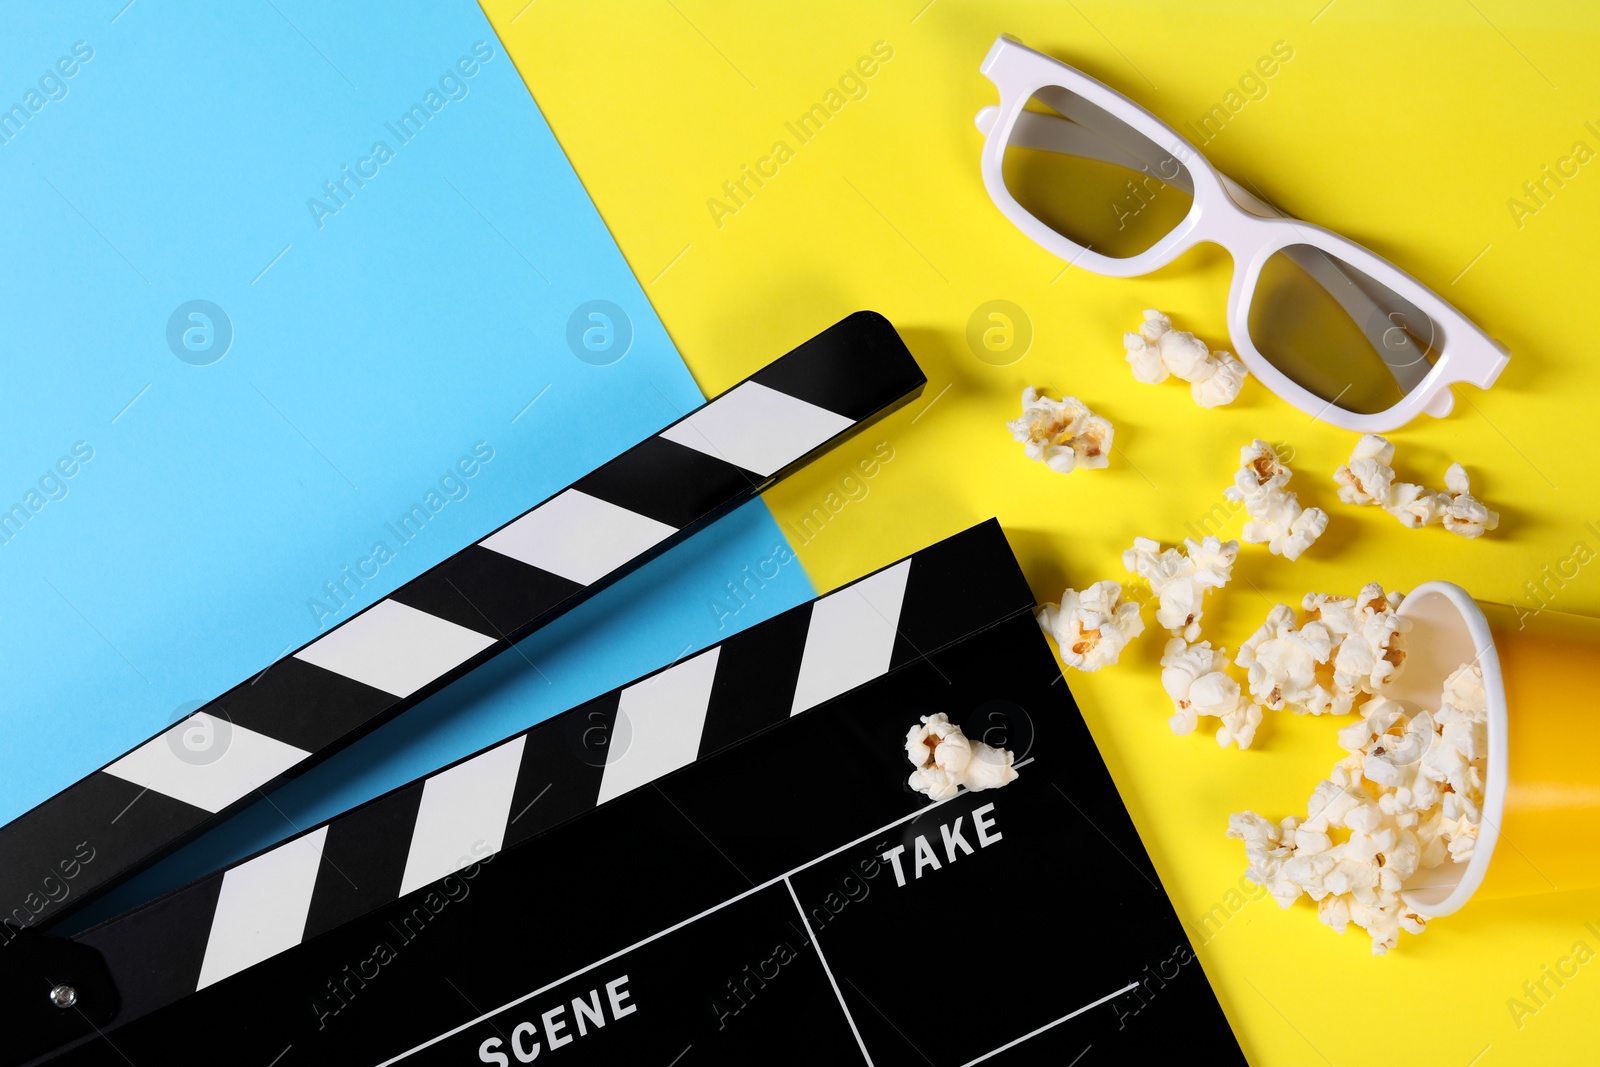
[976, 35, 1510, 433]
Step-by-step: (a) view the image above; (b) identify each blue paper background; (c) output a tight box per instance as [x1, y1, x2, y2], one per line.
[0, 0, 814, 906]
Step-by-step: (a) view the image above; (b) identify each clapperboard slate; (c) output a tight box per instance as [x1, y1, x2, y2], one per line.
[0, 311, 922, 936]
[9, 519, 1242, 1065]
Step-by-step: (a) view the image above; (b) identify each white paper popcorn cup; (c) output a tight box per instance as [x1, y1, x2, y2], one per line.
[1395, 583, 1600, 916]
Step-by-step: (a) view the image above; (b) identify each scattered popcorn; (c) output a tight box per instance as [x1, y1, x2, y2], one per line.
[1123, 310, 1173, 384]
[1122, 309, 1248, 405]
[1234, 438, 1294, 494]
[1332, 434, 1397, 506]
[1159, 638, 1263, 749]
[1225, 811, 1303, 907]
[904, 713, 1018, 799]
[962, 742, 1021, 792]
[1006, 387, 1114, 474]
[1190, 350, 1248, 408]
[1037, 580, 1145, 672]
[1332, 435, 1498, 538]
[1238, 585, 1409, 716]
[1216, 694, 1266, 750]
[1159, 638, 1223, 736]
[1441, 463, 1500, 539]
[1236, 603, 1340, 714]
[1228, 661, 1490, 954]
[904, 713, 968, 800]
[1121, 536, 1239, 642]
[1247, 492, 1330, 560]
[1385, 482, 1444, 530]
[1122, 308, 1213, 381]
[1224, 440, 1328, 560]
[1228, 787, 1428, 955]
[1307, 584, 1411, 698]
[1156, 327, 1214, 381]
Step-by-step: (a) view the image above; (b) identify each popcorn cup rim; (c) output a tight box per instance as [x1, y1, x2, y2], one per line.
[1395, 580, 1507, 918]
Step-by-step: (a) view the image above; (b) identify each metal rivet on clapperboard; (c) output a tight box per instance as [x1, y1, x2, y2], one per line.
[49, 984, 78, 1009]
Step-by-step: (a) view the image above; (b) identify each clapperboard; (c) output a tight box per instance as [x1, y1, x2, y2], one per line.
[2, 317, 1242, 1065]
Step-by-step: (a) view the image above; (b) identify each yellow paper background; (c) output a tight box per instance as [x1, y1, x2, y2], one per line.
[485, 1, 1600, 1062]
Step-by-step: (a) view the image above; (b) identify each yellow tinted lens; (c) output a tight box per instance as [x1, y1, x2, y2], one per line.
[1247, 245, 1439, 416]
[1001, 88, 1192, 259]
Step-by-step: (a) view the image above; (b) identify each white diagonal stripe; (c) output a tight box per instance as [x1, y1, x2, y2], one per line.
[790, 559, 911, 715]
[103, 716, 310, 813]
[478, 489, 677, 586]
[294, 598, 497, 698]
[596, 647, 721, 805]
[659, 381, 854, 477]
[196, 826, 327, 990]
[399, 735, 527, 896]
